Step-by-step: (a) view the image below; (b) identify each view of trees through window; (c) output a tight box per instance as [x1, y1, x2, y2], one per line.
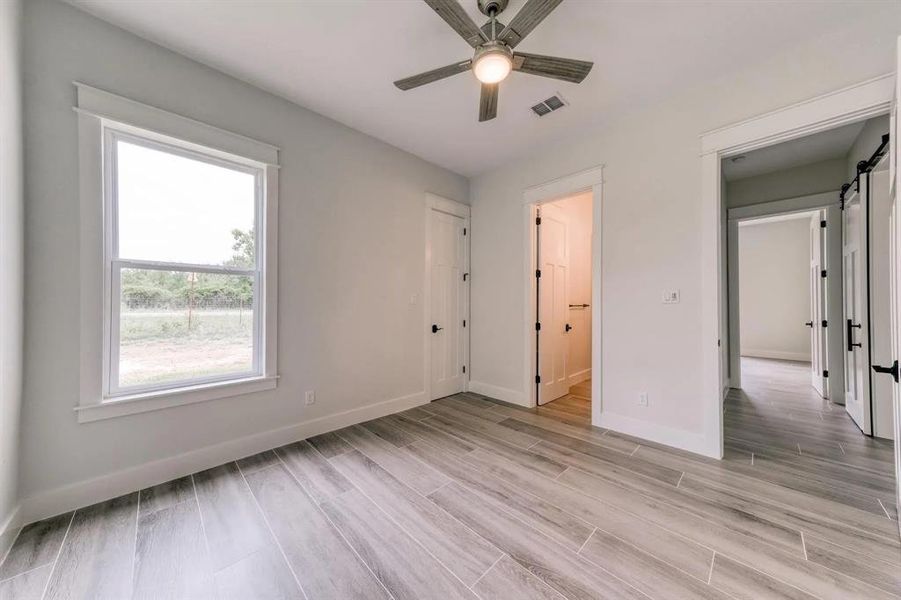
[118, 232, 256, 388]
[111, 135, 261, 392]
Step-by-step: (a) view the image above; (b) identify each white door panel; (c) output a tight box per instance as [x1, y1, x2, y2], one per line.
[842, 186, 871, 434]
[538, 204, 569, 404]
[809, 212, 827, 397]
[429, 209, 466, 400]
[887, 35, 900, 530]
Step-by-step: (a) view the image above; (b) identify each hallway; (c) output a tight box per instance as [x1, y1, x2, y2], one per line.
[727, 357, 896, 519]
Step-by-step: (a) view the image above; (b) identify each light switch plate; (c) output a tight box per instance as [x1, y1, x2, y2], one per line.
[662, 289, 680, 304]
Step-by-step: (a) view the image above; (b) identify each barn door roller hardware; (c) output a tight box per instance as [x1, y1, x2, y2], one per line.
[840, 133, 889, 209]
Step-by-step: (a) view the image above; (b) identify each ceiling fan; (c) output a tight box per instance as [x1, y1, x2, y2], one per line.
[394, 0, 593, 122]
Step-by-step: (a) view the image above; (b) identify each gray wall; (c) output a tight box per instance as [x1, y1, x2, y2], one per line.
[726, 158, 846, 209]
[739, 217, 812, 361]
[0, 0, 24, 547]
[20, 0, 467, 501]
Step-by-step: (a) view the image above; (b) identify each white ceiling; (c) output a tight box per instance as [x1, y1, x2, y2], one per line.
[67, 0, 892, 176]
[723, 121, 865, 181]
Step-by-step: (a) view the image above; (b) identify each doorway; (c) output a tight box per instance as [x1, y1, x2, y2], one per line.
[725, 117, 894, 435]
[719, 113, 898, 529]
[425, 193, 470, 401]
[533, 192, 593, 413]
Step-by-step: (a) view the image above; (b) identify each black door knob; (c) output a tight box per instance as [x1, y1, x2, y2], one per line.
[432, 324, 443, 333]
[565, 323, 572, 332]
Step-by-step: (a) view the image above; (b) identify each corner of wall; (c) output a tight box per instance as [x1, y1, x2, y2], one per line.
[468, 381, 527, 407]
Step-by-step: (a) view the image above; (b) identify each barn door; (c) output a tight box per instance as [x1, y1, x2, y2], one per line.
[843, 181, 872, 434]
[877, 35, 900, 530]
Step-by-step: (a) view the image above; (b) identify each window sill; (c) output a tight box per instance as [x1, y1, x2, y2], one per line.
[75, 375, 278, 423]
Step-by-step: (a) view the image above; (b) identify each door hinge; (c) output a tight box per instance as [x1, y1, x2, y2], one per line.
[822, 319, 827, 328]
[463, 227, 467, 236]
[462, 365, 466, 373]
[463, 319, 466, 327]
[535, 269, 541, 278]
[463, 272, 469, 281]
[821, 269, 827, 278]
[535, 375, 541, 384]
[535, 322, 541, 331]
[820, 220, 826, 228]
[535, 216, 542, 225]
[823, 369, 829, 378]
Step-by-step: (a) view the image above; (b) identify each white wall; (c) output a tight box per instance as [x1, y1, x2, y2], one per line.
[0, 0, 24, 551]
[738, 217, 812, 362]
[549, 193, 592, 384]
[19, 0, 467, 510]
[469, 6, 901, 455]
[726, 158, 847, 209]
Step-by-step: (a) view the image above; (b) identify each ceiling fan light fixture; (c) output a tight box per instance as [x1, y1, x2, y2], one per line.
[473, 45, 513, 84]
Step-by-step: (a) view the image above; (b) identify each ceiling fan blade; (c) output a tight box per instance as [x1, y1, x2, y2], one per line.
[394, 60, 472, 91]
[513, 52, 592, 83]
[422, 0, 488, 48]
[497, 0, 563, 48]
[479, 83, 498, 122]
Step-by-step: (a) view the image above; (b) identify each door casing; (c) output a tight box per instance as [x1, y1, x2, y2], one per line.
[726, 194, 844, 404]
[522, 166, 604, 427]
[702, 74, 893, 458]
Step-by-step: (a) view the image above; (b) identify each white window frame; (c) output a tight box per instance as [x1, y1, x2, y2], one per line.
[74, 83, 279, 423]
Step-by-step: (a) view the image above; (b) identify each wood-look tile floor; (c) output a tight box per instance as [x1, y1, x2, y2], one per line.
[1, 359, 899, 599]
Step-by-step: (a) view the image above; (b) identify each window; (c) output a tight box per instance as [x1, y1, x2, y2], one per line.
[105, 131, 264, 396]
[76, 83, 278, 421]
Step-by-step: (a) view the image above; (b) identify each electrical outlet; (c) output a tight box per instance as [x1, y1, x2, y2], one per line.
[662, 289, 680, 304]
[304, 390, 315, 406]
[638, 392, 648, 407]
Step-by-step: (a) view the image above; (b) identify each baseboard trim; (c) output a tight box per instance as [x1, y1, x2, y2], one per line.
[741, 349, 811, 362]
[597, 411, 719, 459]
[0, 504, 22, 566]
[468, 380, 526, 407]
[567, 368, 591, 387]
[18, 391, 427, 525]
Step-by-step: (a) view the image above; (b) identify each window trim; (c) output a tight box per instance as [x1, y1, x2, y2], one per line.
[75, 83, 279, 423]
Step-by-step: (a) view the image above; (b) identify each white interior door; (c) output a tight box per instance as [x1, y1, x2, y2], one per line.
[842, 184, 872, 434]
[885, 35, 900, 529]
[809, 212, 827, 397]
[429, 208, 467, 400]
[538, 204, 570, 404]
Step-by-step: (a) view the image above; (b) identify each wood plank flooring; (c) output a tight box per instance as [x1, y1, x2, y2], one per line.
[1, 359, 898, 599]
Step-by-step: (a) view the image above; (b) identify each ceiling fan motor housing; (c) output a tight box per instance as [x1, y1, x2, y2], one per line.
[473, 41, 513, 63]
[478, 0, 509, 17]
